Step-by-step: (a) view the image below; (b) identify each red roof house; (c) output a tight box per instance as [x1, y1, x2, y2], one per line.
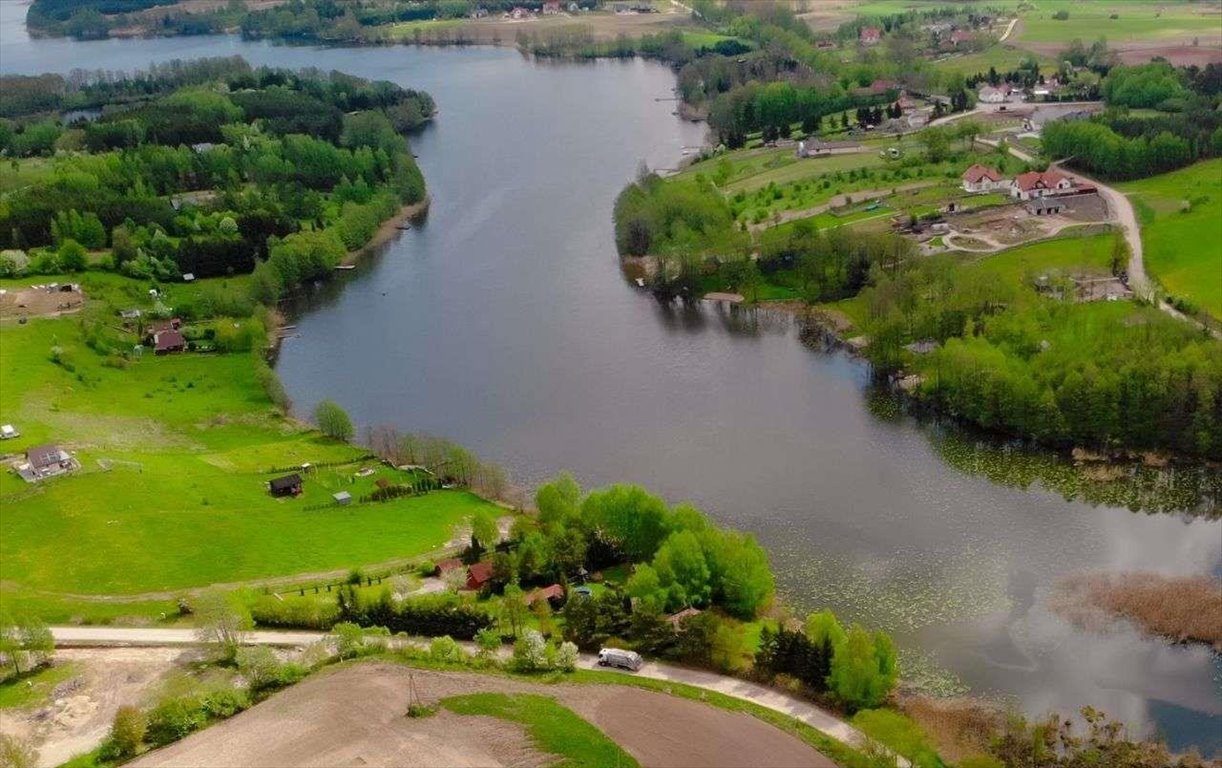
[1012, 170, 1074, 200]
[435, 558, 463, 577]
[466, 561, 495, 590]
[961, 164, 1006, 192]
[860, 26, 881, 45]
[153, 329, 186, 355]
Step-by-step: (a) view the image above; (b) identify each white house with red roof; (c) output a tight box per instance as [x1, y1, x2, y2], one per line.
[961, 164, 1007, 193]
[1010, 169, 1074, 200]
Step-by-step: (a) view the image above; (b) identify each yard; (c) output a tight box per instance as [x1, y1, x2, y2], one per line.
[1118, 160, 1222, 320]
[0, 272, 501, 601]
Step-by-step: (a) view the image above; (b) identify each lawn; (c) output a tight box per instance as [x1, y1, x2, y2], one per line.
[927, 43, 1053, 78]
[0, 157, 55, 195]
[0, 271, 501, 600]
[441, 693, 639, 768]
[962, 231, 1116, 283]
[1118, 160, 1222, 320]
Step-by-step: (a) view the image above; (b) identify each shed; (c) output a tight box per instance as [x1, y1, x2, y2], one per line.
[666, 607, 703, 630]
[1027, 197, 1065, 216]
[435, 558, 464, 577]
[0, 424, 18, 440]
[466, 561, 495, 590]
[333, 491, 352, 506]
[525, 584, 566, 606]
[269, 473, 303, 497]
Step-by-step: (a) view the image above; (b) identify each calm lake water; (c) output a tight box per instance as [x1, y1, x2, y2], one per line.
[3, 1, 1219, 752]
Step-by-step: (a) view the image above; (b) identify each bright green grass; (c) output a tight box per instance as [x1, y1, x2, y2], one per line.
[851, 709, 943, 768]
[0, 662, 81, 709]
[0, 157, 55, 195]
[441, 693, 639, 768]
[1015, 1, 1220, 45]
[1118, 160, 1222, 319]
[963, 231, 1116, 283]
[928, 44, 1053, 78]
[678, 30, 745, 49]
[0, 273, 500, 599]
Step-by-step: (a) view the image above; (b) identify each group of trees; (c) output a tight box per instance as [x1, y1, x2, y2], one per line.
[1044, 62, 1222, 180]
[613, 170, 740, 259]
[0, 59, 430, 293]
[0, 614, 54, 676]
[858, 252, 1222, 459]
[756, 611, 897, 711]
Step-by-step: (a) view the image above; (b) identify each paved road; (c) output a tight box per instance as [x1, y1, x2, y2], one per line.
[50, 626, 905, 766]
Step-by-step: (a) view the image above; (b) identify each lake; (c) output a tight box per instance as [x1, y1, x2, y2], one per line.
[2, 1, 1218, 752]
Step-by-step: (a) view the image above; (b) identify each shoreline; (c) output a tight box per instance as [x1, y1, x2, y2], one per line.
[340, 196, 432, 267]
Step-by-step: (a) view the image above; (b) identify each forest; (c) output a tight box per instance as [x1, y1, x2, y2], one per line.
[0, 58, 432, 296]
[1043, 62, 1222, 180]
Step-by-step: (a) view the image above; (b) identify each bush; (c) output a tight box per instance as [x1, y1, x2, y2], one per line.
[202, 686, 250, 719]
[146, 697, 207, 746]
[851, 709, 943, 768]
[235, 645, 282, 692]
[250, 594, 339, 630]
[109, 705, 147, 758]
[512, 629, 550, 672]
[428, 635, 467, 663]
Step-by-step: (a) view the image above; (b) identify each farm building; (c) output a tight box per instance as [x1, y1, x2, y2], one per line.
[269, 473, 303, 497]
[466, 561, 495, 590]
[17, 444, 77, 482]
[435, 558, 464, 577]
[1027, 197, 1066, 216]
[961, 164, 1007, 193]
[797, 138, 863, 158]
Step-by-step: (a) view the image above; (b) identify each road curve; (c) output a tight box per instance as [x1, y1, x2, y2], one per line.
[977, 138, 1220, 338]
[50, 626, 906, 766]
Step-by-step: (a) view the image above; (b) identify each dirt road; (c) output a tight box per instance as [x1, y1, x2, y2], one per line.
[49, 626, 903, 765]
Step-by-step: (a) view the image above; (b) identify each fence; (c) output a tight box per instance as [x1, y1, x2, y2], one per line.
[263, 454, 377, 475]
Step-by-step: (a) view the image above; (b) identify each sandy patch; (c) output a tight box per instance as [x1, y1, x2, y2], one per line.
[0, 285, 85, 320]
[131, 662, 834, 768]
[0, 648, 194, 768]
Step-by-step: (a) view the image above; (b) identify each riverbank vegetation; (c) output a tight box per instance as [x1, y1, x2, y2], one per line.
[1052, 572, 1222, 650]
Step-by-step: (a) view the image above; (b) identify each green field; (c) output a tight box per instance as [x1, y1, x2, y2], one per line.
[1119, 160, 1222, 319]
[441, 693, 639, 768]
[927, 43, 1053, 77]
[1014, 1, 1220, 45]
[0, 272, 500, 601]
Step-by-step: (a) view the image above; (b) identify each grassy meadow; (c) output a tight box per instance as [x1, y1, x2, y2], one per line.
[1013, 1, 1220, 45]
[1118, 160, 1222, 320]
[0, 271, 501, 606]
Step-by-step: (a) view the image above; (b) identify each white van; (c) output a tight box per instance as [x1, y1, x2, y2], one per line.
[597, 648, 643, 672]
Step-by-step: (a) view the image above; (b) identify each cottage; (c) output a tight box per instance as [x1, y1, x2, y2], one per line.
[1027, 197, 1065, 216]
[859, 26, 881, 45]
[269, 473, 303, 497]
[796, 138, 862, 158]
[19, 443, 76, 482]
[525, 583, 566, 607]
[153, 330, 186, 355]
[1011, 170, 1073, 200]
[466, 561, 495, 590]
[961, 164, 1006, 193]
[666, 607, 702, 630]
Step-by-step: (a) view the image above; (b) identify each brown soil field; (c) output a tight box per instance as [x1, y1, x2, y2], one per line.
[132, 662, 835, 768]
[1020, 39, 1222, 67]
